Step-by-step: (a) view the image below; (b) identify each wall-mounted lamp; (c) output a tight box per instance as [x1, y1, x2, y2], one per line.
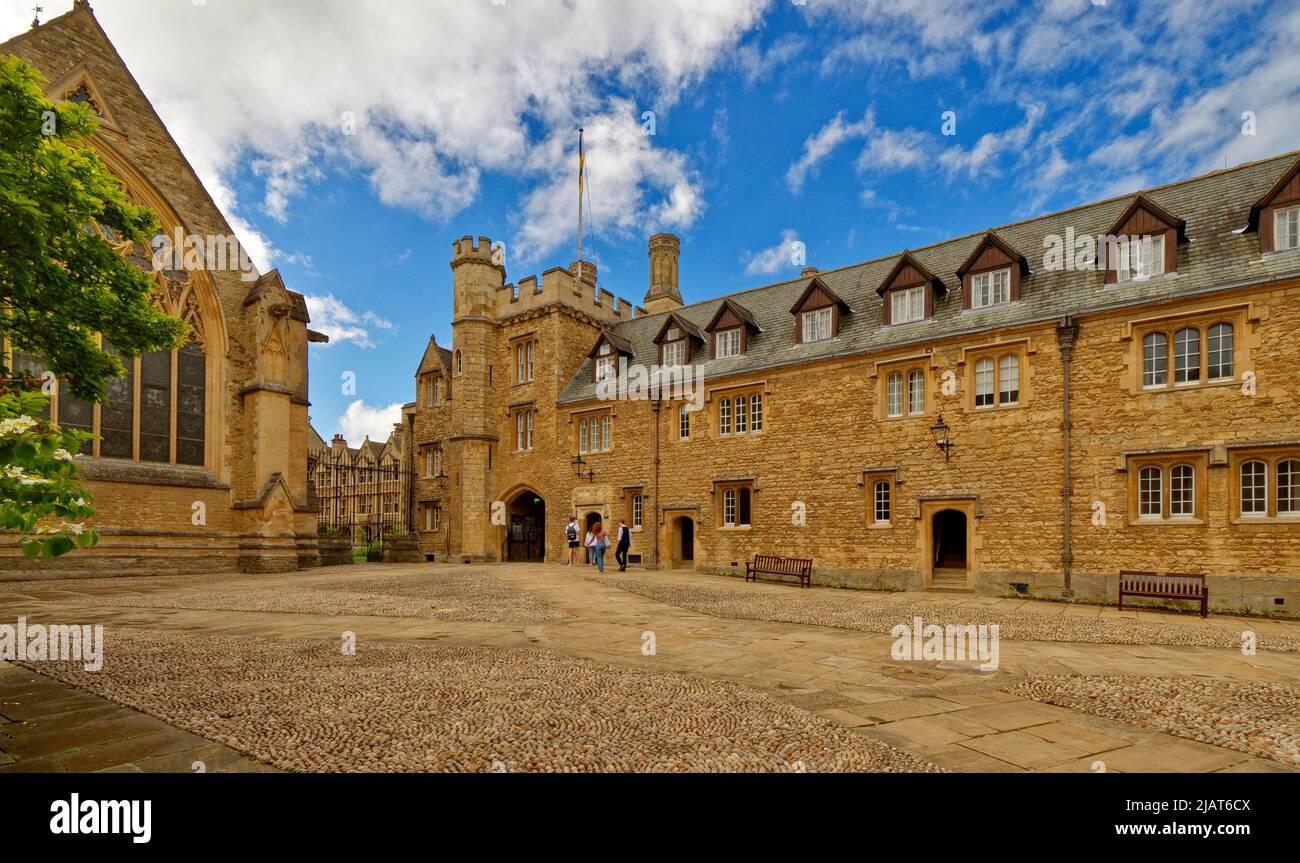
[930, 414, 954, 463]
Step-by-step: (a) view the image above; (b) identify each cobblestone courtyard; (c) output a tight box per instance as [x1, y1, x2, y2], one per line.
[1, 563, 1297, 773]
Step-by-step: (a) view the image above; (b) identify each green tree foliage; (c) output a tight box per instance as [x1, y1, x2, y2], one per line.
[0, 55, 188, 558]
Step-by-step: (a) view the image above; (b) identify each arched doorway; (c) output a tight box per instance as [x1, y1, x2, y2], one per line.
[673, 516, 695, 569]
[507, 491, 545, 562]
[933, 508, 968, 574]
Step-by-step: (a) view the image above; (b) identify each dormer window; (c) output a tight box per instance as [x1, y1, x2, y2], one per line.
[588, 332, 634, 384]
[877, 252, 945, 326]
[790, 276, 851, 343]
[957, 233, 1028, 312]
[1248, 156, 1300, 254]
[1104, 195, 1183, 284]
[890, 286, 925, 324]
[1276, 205, 1299, 251]
[970, 268, 1011, 309]
[801, 307, 832, 342]
[715, 328, 741, 358]
[652, 314, 703, 368]
[705, 299, 761, 359]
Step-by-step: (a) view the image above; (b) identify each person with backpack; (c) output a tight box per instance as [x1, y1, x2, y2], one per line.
[565, 517, 580, 566]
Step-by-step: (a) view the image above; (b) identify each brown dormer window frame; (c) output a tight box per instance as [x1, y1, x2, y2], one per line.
[789, 276, 852, 344]
[588, 332, 634, 383]
[877, 252, 945, 325]
[652, 313, 703, 367]
[704, 299, 761, 359]
[956, 233, 1028, 311]
[1103, 195, 1185, 284]
[1249, 157, 1300, 254]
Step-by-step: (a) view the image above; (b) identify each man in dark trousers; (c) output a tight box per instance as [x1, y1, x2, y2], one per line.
[615, 519, 632, 571]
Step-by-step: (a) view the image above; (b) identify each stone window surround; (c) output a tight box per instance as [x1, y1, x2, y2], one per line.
[706, 381, 768, 439]
[711, 477, 757, 529]
[510, 333, 537, 385]
[1118, 302, 1256, 396]
[1120, 450, 1209, 525]
[1228, 445, 1300, 524]
[860, 467, 901, 528]
[874, 353, 937, 421]
[956, 337, 1036, 413]
[572, 407, 614, 455]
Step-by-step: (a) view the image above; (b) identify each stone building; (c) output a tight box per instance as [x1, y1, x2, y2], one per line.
[409, 152, 1300, 613]
[309, 423, 409, 542]
[0, 3, 322, 577]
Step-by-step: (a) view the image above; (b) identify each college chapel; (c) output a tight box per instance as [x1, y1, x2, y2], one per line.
[1, 2, 321, 578]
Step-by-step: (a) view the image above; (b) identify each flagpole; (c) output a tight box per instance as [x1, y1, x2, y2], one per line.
[576, 127, 585, 293]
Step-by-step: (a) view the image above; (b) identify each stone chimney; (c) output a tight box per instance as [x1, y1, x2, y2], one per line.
[643, 233, 683, 314]
[331, 434, 347, 455]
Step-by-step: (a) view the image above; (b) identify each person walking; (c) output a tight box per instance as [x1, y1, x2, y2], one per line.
[591, 521, 609, 573]
[565, 517, 580, 566]
[584, 524, 595, 565]
[615, 519, 631, 571]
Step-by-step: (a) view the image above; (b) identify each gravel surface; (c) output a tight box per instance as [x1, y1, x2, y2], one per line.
[597, 577, 1300, 652]
[1010, 675, 1300, 767]
[25, 629, 943, 773]
[53, 570, 571, 624]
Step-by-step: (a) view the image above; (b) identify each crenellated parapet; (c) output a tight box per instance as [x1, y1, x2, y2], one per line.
[499, 265, 644, 323]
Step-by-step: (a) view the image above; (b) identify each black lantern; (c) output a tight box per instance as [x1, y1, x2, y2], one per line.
[571, 455, 596, 483]
[930, 414, 954, 462]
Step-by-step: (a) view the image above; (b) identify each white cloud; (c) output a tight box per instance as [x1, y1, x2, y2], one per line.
[743, 229, 803, 276]
[786, 110, 875, 193]
[337, 400, 404, 445]
[304, 295, 396, 349]
[1, 0, 767, 266]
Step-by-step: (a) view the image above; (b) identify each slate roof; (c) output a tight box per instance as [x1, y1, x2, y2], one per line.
[558, 151, 1300, 404]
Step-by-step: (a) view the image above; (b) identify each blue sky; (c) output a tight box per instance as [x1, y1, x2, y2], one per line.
[5, 0, 1299, 442]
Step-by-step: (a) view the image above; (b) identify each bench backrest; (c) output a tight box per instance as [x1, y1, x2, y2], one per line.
[754, 554, 813, 574]
[1120, 570, 1207, 596]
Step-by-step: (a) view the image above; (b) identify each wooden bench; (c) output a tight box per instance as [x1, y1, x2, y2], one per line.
[1118, 570, 1209, 618]
[746, 554, 813, 588]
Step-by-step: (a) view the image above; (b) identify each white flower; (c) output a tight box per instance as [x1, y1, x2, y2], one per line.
[0, 415, 39, 436]
[53, 449, 74, 462]
[65, 522, 85, 536]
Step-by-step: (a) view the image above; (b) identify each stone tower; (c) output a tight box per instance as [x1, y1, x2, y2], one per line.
[449, 235, 505, 561]
[643, 233, 683, 314]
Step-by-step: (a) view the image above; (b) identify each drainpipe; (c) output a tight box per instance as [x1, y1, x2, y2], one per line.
[652, 398, 661, 568]
[1056, 316, 1080, 596]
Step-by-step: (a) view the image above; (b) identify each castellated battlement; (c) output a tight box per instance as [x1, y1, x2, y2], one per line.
[451, 235, 498, 267]
[501, 265, 644, 323]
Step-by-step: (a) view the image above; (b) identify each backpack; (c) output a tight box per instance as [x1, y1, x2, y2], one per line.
[566, 523, 578, 542]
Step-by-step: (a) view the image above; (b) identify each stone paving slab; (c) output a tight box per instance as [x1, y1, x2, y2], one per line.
[0, 662, 274, 774]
